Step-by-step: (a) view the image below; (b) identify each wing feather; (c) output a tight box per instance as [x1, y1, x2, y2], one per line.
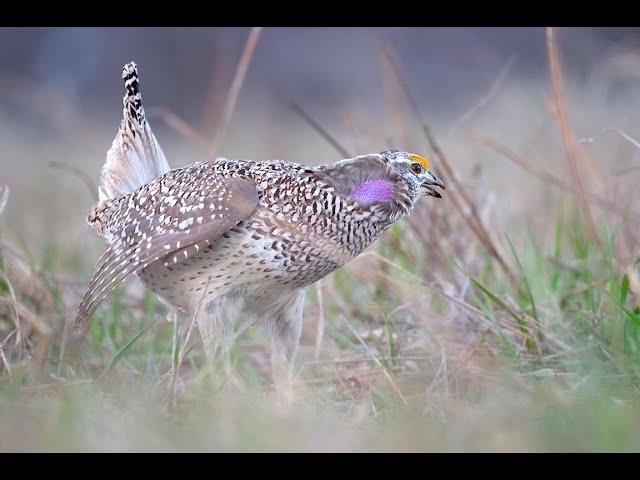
[75, 171, 258, 333]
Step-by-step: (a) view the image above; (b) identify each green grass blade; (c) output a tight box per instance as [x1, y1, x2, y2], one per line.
[95, 318, 159, 381]
[506, 234, 539, 323]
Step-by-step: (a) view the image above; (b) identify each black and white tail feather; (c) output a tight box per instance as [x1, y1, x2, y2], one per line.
[76, 61, 263, 333]
[76, 62, 172, 333]
[98, 62, 170, 203]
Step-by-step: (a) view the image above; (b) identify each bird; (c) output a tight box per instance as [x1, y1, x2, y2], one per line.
[76, 62, 445, 393]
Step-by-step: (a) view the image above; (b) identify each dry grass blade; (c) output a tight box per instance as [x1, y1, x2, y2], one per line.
[48, 162, 97, 201]
[449, 55, 517, 137]
[342, 315, 408, 405]
[289, 100, 352, 158]
[580, 128, 640, 151]
[342, 112, 363, 154]
[314, 281, 326, 360]
[474, 134, 640, 222]
[369, 258, 537, 345]
[0, 185, 9, 216]
[379, 42, 520, 289]
[626, 265, 640, 311]
[150, 106, 216, 153]
[212, 27, 263, 153]
[0, 342, 11, 381]
[0, 270, 22, 340]
[581, 129, 640, 175]
[546, 27, 600, 245]
[0, 239, 56, 339]
[360, 252, 486, 321]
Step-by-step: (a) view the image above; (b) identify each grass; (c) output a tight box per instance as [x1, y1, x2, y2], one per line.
[2, 28, 640, 451]
[2, 177, 640, 452]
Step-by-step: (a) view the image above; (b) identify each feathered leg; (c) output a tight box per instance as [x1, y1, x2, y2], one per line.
[256, 288, 305, 401]
[196, 292, 244, 376]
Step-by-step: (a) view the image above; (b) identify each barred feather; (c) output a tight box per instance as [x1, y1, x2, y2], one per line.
[98, 62, 170, 203]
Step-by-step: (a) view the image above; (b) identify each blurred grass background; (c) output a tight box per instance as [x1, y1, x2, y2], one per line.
[2, 27, 640, 451]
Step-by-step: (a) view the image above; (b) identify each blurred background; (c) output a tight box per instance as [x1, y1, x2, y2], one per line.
[2, 27, 640, 251]
[2, 27, 640, 451]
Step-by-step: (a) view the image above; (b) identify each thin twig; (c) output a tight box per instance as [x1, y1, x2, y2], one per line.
[546, 27, 600, 244]
[614, 165, 640, 176]
[150, 106, 216, 154]
[49, 161, 97, 202]
[379, 42, 520, 289]
[579, 127, 640, 151]
[342, 112, 363, 155]
[0, 342, 11, 382]
[289, 100, 352, 158]
[473, 134, 640, 221]
[0, 270, 22, 339]
[449, 55, 517, 137]
[580, 128, 640, 175]
[212, 27, 263, 153]
[0, 185, 9, 216]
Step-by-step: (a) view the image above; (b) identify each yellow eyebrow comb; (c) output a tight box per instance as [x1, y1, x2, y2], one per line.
[408, 154, 430, 170]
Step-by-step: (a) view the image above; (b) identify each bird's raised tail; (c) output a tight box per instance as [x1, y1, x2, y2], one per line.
[98, 62, 170, 203]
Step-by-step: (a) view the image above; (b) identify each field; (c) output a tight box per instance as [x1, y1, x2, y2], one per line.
[1, 27, 640, 452]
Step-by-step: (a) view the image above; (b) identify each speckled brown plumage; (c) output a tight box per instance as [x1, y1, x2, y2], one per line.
[76, 62, 445, 392]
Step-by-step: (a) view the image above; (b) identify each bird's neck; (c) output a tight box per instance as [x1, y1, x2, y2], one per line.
[335, 190, 411, 259]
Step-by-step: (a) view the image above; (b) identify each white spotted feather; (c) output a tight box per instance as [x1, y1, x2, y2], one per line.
[77, 164, 259, 332]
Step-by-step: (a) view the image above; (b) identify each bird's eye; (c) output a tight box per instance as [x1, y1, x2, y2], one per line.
[411, 163, 423, 174]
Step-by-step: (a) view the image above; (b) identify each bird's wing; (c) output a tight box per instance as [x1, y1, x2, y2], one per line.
[99, 62, 170, 202]
[75, 169, 258, 333]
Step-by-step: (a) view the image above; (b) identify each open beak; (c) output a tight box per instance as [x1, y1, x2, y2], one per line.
[422, 170, 446, 199]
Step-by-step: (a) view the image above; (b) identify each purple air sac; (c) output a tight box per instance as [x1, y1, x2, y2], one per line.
[349, 179, 394, 206]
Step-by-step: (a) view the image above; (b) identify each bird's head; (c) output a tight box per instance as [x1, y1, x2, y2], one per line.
[315, 149, 445, 214]
[378, 149, 446, 200]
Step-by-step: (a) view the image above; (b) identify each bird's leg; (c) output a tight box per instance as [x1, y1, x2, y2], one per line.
[257, 288, 306, 403]
[195, 293, 244, 382]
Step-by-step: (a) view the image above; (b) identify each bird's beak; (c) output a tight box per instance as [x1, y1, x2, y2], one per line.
[422, 170, 446, 199]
